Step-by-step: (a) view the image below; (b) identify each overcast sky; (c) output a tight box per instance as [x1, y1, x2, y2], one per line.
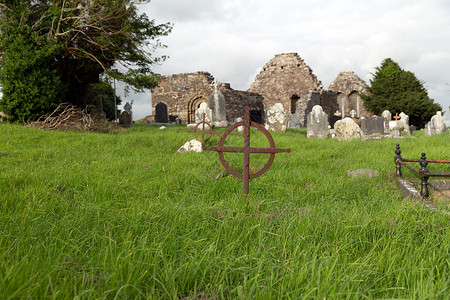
[119, 0, 450, 121]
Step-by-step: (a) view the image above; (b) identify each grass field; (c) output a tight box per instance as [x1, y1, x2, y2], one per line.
[1, 123, 449, 299]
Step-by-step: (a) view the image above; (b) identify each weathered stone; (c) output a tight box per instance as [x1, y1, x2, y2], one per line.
[361, 115, 384, 135]
[249, 53, 323, 119]
[348, 169, 379, 179]
[195, 102, 212, 123]
[208, 80, 227, 125]
[177, 139, 203, 153]
[306, 105, 329, 139]
[328, 72, 370, 118]
[334, 117, 364, 141]
[399, 112, 409, 126]
[265, 103, 287, 132]
[295, 90, 321, 127]
[151, 72, 263, 124]
[425, 111, 448, 136]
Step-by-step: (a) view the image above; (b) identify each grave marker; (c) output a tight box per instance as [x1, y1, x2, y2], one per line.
[204, 107, 291, 196]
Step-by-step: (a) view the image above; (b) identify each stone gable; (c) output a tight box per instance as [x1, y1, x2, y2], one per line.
[328, 71, 370, 118]
[248, 53, 323, 117]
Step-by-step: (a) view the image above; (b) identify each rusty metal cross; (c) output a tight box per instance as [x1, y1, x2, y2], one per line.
[187, 113, 220, 142]
[204, 107, 291, 196]
[393, 113, 400, 120]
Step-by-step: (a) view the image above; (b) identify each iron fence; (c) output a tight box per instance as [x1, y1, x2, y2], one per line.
[395, 143, 450, 200]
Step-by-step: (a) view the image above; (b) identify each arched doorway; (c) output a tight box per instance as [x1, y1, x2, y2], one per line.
[290, 95, 300, 114]
[187, 95, 207, 124]
[348, 91, 360, 117]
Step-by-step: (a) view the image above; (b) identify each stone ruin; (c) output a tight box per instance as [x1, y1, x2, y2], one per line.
[328, 71, 370, 121]
[151, 52, 370, 127]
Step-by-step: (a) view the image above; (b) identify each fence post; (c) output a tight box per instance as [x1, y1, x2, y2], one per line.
[419, 152, 430, 200]
[395, 143, 402, 177]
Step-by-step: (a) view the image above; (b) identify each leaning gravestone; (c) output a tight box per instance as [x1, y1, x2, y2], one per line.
[425, 111, 448, 136]
[195, 102, 212, 123]
[361, 115, 384, 135]
[306, 105, 329, 139]
[265, 103, 287, 132]
[399, 112, 409, 126]
[334, 117, 364, 141]
[208, 79, 228, 127]
[155, 102, 168, 123]
[119, 111, 132, 127]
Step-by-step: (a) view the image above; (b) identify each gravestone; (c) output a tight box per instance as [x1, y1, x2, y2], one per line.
[208, 79, 228, 127]
[195, 102, 212, 123]
[399, 112, 409, 126]
[119, 111, 132, 127]
[360, 115, 384, 135]
[334, 117, 364, 141]
[381, 110, 391, 134]
[264, 103, 287, 132]
[288, 113, 301, 128]
[425, 111, 448, 136]
[306, 105, 329, 139]
[155, 102, 168, 123]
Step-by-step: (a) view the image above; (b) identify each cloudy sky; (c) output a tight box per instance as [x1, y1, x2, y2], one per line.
[119, 0, 450, 121]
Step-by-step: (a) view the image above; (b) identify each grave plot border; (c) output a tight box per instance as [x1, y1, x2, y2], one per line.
[395, 143, 450, 200]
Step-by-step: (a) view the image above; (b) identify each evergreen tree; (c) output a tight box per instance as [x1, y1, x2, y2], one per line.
[0, 0, 172, 122]
[362, 58, 442, 128]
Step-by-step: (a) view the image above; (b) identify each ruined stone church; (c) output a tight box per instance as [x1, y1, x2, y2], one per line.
[151, 53, 370, 125]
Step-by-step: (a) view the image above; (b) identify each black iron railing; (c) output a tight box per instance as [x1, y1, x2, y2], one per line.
[395, 144, 450, 200]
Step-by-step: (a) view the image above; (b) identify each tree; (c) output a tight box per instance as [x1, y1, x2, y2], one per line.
[91, 78, 122, 121]
[362, 58, 442, 128]
[0, 0, 172, 121]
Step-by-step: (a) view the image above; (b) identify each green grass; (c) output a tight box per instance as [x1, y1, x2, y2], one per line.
[1, 123, 449, 299]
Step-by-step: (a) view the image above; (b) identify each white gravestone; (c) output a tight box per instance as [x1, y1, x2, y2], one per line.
[425, 111, 448, 136]
[264, 103, 287, 132]
[306, 105, 329, 139]
[195, 102, 212, 124]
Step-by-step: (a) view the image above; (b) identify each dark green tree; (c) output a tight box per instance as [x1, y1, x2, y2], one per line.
[0, 0, 172, 122]
[362, 58, 442, 128]
[91, 79, 122, 121]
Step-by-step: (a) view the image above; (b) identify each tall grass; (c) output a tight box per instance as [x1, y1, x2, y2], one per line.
[1, 123, 449, 299]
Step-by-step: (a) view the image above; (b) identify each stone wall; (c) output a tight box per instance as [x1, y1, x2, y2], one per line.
[220, 84, 264, 123]
[328, 71, 371, 118]
[151, 72, 214, 124]
[249, 53, 323, 119]
[295, 91, 321, 127]
[151, 72, 264, 124]
[319, 89, 339, 121]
